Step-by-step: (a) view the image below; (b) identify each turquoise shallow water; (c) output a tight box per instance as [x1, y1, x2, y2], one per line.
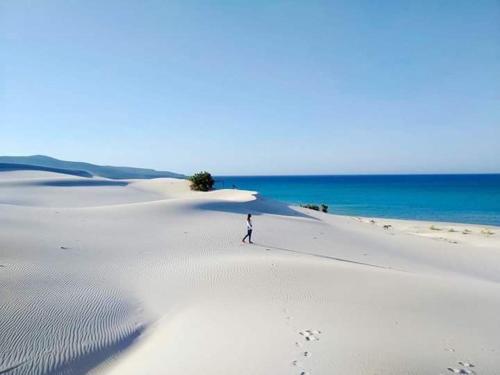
[215, 174, 500, 226]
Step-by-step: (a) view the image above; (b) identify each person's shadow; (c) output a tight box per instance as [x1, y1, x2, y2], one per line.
[251, 242, 392, 270]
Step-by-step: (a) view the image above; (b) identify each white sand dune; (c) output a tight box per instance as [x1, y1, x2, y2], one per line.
[1, 171, 499, 374]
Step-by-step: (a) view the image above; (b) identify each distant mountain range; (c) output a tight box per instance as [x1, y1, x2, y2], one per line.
[0, 155, 185, 179]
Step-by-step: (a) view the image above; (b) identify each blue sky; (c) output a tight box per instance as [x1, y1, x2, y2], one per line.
[1, 0, 499, 175]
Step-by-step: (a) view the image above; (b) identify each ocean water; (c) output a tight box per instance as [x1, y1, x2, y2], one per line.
[215, 174, 500, 226]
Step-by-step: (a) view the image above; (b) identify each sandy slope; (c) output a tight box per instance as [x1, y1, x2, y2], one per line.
[1, 171, 499, 375]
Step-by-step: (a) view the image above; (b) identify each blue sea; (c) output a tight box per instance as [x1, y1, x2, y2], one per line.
[215, 174, 500, 226]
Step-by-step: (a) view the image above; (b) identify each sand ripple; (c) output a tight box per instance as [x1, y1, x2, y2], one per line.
[0, 275, 143, 374]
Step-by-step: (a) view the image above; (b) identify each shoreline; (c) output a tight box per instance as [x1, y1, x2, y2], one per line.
[215, 173, 500, 227]
[297, 204, 500, 229]
[351, 215, 499, 248]
[350, 214, 500, 230]
[288, 203, 499, 250]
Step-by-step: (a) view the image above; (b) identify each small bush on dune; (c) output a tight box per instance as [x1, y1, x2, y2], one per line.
[189, 171, 214, 191]
[301, 203, 329, 213]
[481, 228, 494, 235]
[301, 204, 320, 211]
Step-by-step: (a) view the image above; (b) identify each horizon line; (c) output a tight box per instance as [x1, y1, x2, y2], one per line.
[214, 172, 500, 177]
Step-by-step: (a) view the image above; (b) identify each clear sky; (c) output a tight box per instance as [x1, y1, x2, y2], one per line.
[1, 1, 499, 175]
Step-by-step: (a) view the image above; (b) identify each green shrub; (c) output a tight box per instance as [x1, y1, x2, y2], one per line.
[301, 203, 329, 213]
[189, 171, 214, 191]
[301, 204, 320, 211]
[481, 228, 494, 235]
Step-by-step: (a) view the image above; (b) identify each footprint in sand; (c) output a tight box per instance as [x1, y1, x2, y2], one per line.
[447, 361, 475, 374]
[447, 369, 475, 374]
[299, 329, 322, 341]
[458, 362, 474, 368]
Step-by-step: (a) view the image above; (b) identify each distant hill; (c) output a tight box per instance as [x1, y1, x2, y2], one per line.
[0, 163, 93, 177]
[0, 155, 185, 179]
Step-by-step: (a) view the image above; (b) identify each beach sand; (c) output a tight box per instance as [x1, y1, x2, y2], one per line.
[1, 170, 499, 374]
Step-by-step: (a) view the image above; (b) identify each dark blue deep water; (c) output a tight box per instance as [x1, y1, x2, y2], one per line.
[215, 175, 500, 226]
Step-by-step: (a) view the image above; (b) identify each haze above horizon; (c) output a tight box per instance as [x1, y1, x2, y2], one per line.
[1, 0, 499, 175]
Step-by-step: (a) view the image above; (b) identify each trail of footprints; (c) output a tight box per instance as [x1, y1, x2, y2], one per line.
[283, 309, 477, 375]
[291, 329, 323, 375]
[288, 326, 479, 375]
[286, 323, 479, 375]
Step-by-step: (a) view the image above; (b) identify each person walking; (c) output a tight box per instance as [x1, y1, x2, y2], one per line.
[242, 213, 253, 244]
